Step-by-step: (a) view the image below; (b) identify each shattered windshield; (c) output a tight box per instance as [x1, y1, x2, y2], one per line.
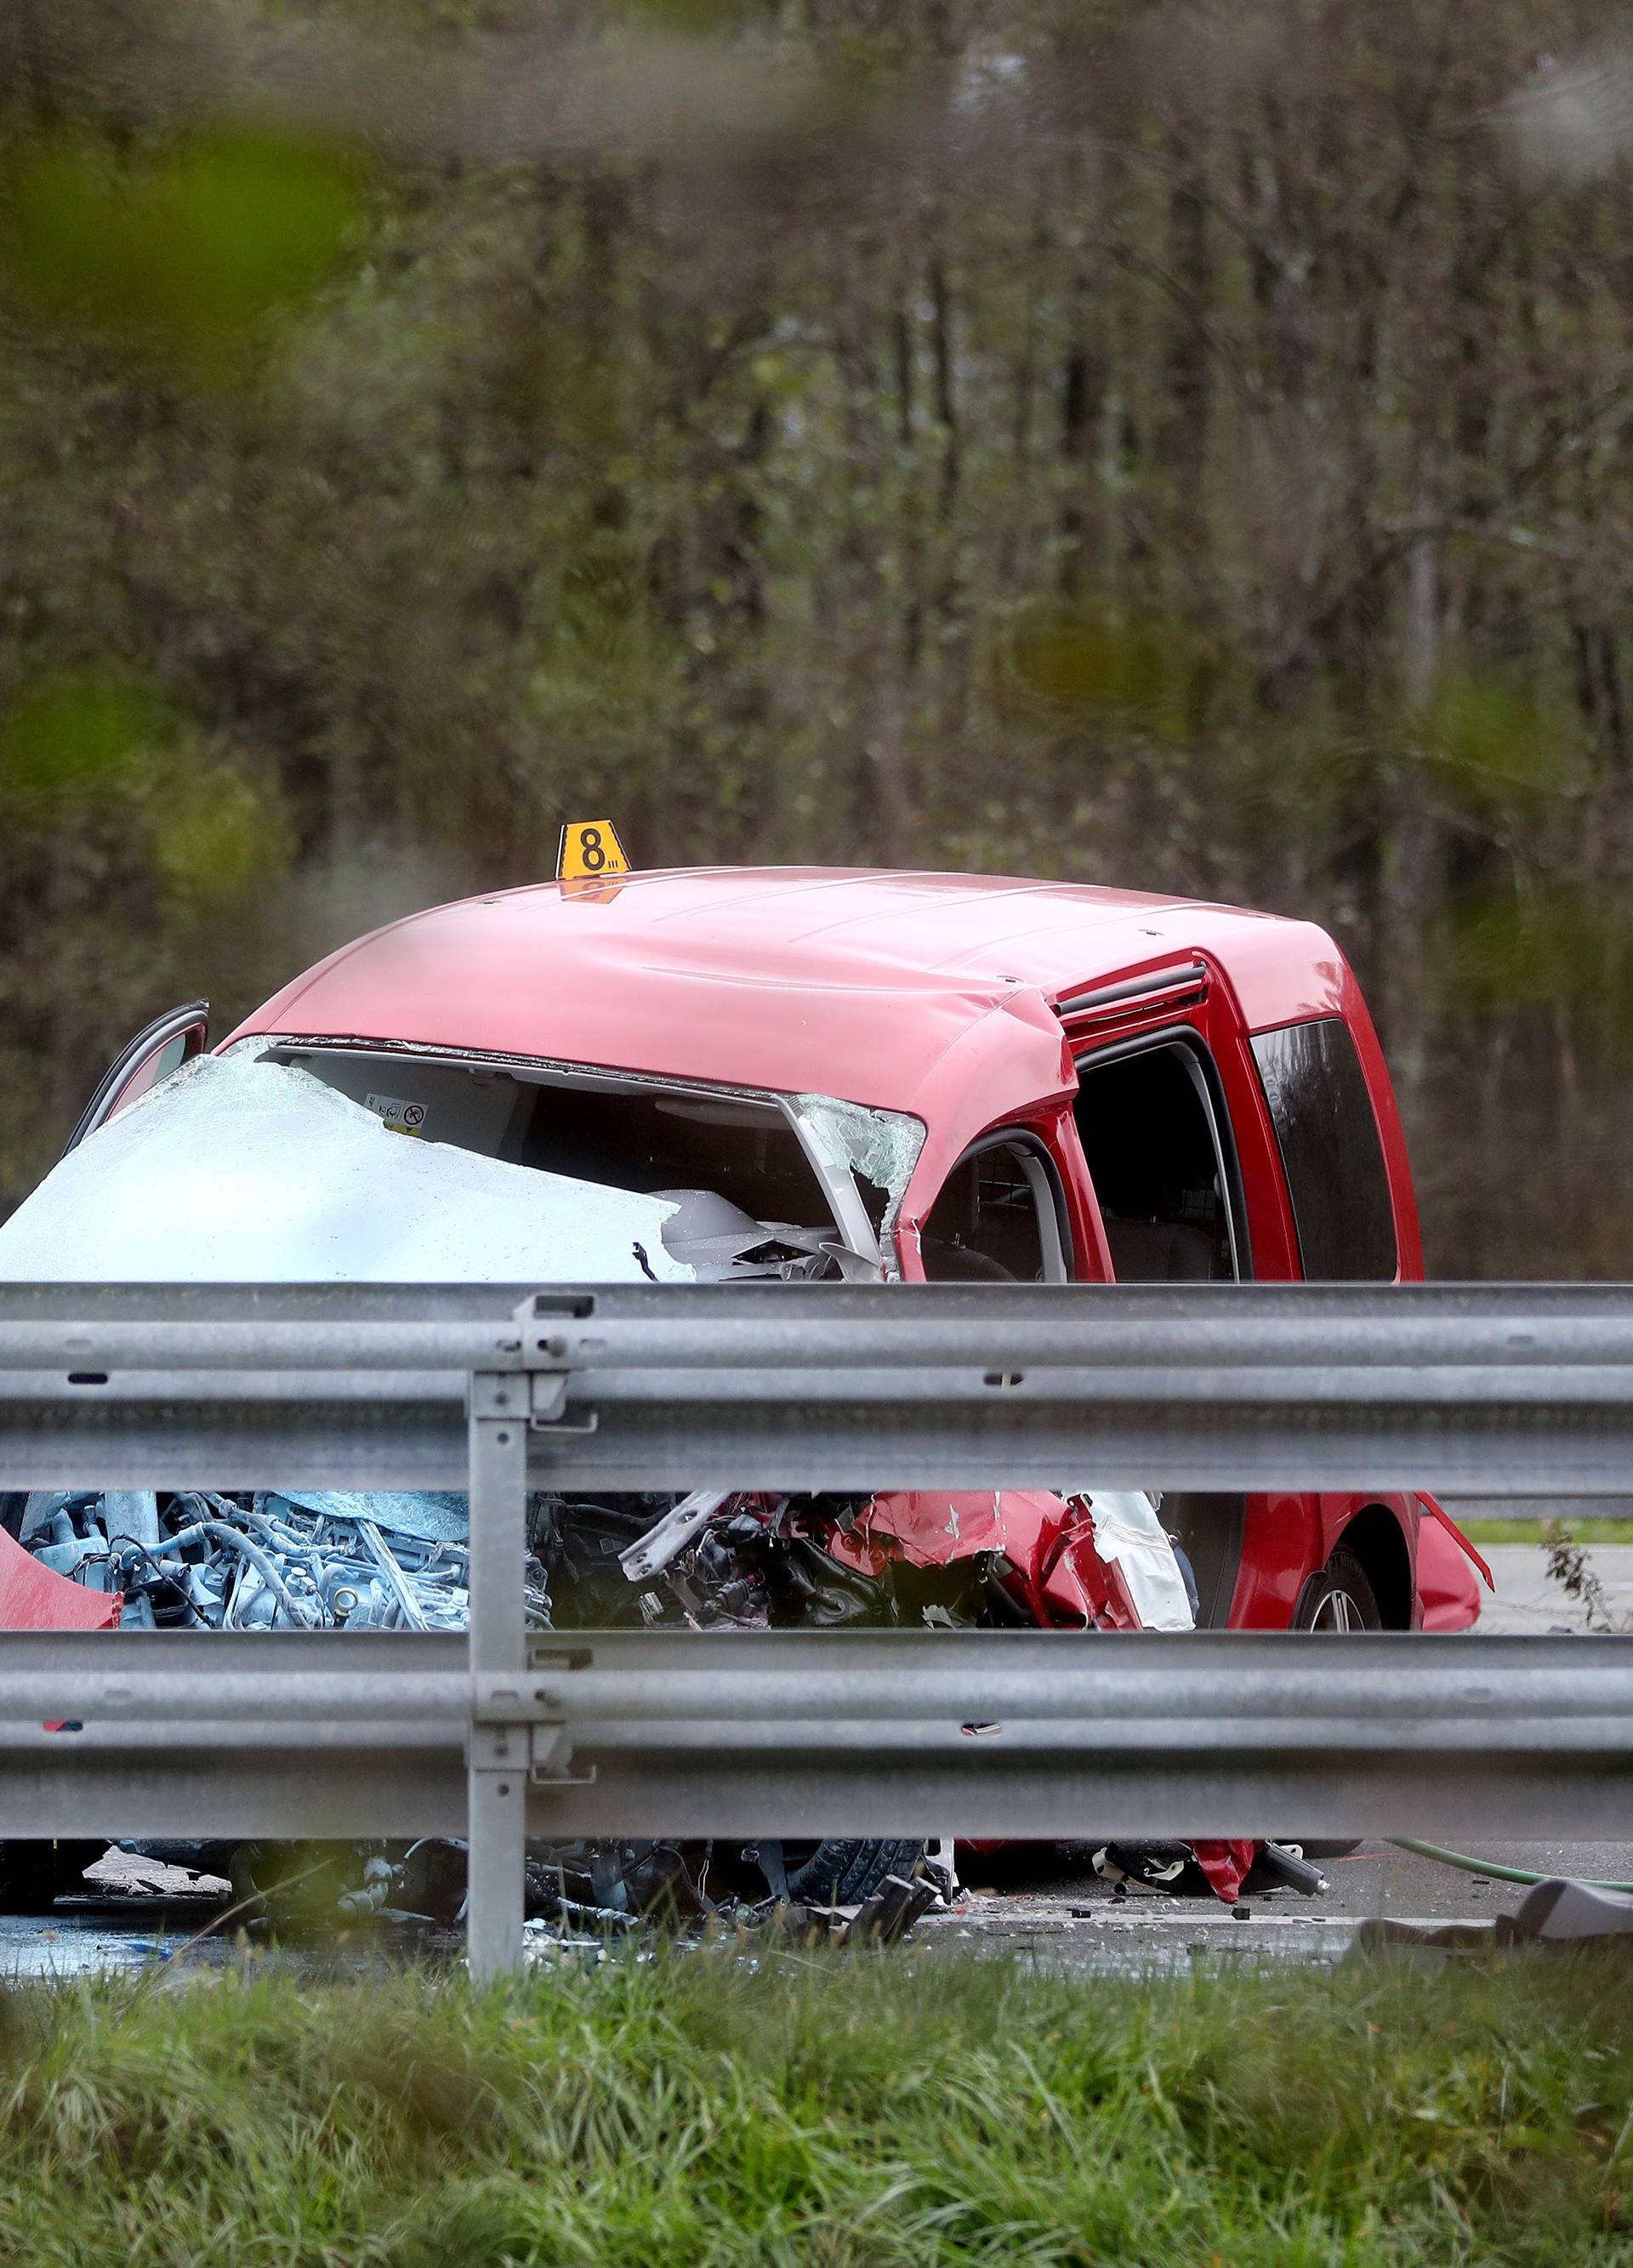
[0, 1045, 927, 1287]
[250, 1042, 925, 1274]
[788, 1091, 926, 1270]
[236, 1037, 925, 1279]
[0, 1053, 694, 1285]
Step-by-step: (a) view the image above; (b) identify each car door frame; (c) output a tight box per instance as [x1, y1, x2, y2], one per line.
[1067, 1020, 1255, 1283]
[1050, 963, 1320, 1624]
[915, 1124, 1077, 1282]
[64, 1000, 210, 1156]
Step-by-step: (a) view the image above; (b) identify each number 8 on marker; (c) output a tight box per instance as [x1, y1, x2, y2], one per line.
[556, 819, 630, 883]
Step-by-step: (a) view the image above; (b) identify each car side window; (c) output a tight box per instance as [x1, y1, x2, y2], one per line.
[919, 1136, 1069, 1282]
[1073, 1039, 1241, 1282]
[1250, 1017, 1398, 1280]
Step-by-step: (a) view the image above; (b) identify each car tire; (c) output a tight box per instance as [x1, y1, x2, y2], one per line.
[1291, 1545, 1381, 1634]
[782, 1839, 928, 1908]
[1284, 1546, 1382, 1860]
[0, 1840, 103, 1913]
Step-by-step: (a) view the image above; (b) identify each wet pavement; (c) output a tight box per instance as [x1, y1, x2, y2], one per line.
[6, 1833, 1630, 1982]
[0, 1903, 233, 1980]
[0, 1852, 230, 1979]
[919, 1882, 1363, 1974]
[0, 1851, 458, 1982]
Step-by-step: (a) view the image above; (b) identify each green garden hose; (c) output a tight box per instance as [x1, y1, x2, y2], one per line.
[1389, 1836, 1633, 1895]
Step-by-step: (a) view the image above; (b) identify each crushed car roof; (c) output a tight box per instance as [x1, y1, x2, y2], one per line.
[230, 867, 1354, 1128]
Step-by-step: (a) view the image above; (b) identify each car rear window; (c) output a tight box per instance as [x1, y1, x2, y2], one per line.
[1250, 1017, 1398, 1281]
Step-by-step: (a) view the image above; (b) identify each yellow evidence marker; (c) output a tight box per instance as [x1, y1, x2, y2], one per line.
[557, 819, 630, 881]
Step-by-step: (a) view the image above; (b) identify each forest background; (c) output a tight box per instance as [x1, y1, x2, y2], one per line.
[2, 0, 1630, 1276]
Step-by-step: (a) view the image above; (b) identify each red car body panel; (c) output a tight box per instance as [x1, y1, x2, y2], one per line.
[1414, 1498, 1492, 1631]
[186, 862, 1455, 1634]
[0, 1527, 121, 1632]
[831, 1491, 1145, 1630]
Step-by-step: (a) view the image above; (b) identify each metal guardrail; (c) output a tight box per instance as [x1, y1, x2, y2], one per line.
[1, 1280, 1631, 1979]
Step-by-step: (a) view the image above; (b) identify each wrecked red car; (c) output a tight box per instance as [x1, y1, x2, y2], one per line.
[0, 864, 1489, 1912]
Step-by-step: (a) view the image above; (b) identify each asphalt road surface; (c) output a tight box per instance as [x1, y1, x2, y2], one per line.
[5, 1833, 1626, 1982]
[1471, 1543, 1633, 1633]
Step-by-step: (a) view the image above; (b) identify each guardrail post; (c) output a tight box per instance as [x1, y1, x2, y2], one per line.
[466, 1370, 530, 1985]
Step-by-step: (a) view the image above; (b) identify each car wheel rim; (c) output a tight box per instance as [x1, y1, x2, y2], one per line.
[1312, 1588, 1358, 1632]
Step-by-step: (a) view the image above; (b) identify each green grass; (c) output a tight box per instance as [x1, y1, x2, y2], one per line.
[1459, 1521, 1633, 1545]
[0, 1950, 1628, 2265]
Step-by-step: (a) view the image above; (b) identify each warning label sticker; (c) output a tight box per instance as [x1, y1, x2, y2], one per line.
[363, 1092, 428, 1136]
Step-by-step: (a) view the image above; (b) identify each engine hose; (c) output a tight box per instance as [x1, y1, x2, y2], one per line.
[1390, 1836, 1633, 1895]
[355, 1519, 429, 1632]
[187, 1521, 319, 1629]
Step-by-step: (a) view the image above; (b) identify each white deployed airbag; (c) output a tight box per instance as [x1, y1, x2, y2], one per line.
[1080, 1489, 1196, 1632]
[0, 1053, 691, 1285]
